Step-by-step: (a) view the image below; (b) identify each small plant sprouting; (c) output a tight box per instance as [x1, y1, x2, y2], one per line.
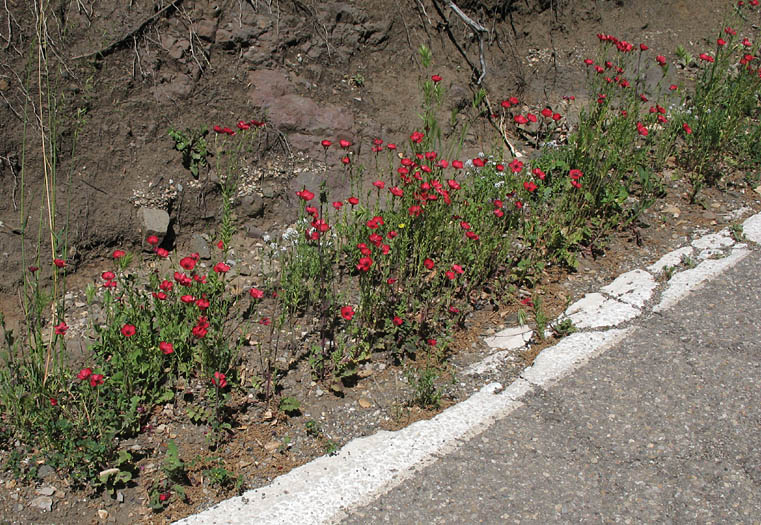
[168, 126, 209, 179]
[278, 396, 301, 416]
[729, 224, 746, 242]
[406, 366, 442, 409]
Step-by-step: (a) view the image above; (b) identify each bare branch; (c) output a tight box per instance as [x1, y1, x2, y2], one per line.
[72, 0, 183, 60]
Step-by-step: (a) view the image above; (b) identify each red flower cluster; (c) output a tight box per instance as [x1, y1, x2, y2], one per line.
[192, 316, 209, 338]
[77, 367, 104, 387]
[212, 371, 227, 388]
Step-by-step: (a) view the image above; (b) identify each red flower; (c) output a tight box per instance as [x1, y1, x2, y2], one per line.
[699, 53, 714, 63]
[682, 123, 692, 135]
[472, 158, 485, 167]
[515, 201, 523, 209]
[259, 317, 271, 326]
[159, 341, 174, 355]
[237, 120, 250, 130]
[155, 292, 168, 300]
[508, 159, 524, 173]
[212, 371, 227, 388]
[180, 257, 196, 271]
[213, 262, 230, 273]
[192, 325, 208, 338]
[296, 189, 315, 201]
[213, 125, 224, 133]
[449, 305, 460, 314]
[341, 156, 351, 165]
[410, 131, 424, 143]
[77, 367, 92, 381]
[102, 271, 115, 281]
[373, 180, 385, 189]
[465, 231, 479, 240]
[53, 258, 66, 268]
[452, 264, 464, 274]
[339, 139, 352, 148]
[348, 197, 359, 206]
[121, 324, 136, 337]
[340, 305, 355, 321]
[159, 493, 170, 503]
[533, 168, 546, 180]
[408, 205, 422, 217]
[89, 374, 104, 388]
[216, 240, 225, 250]
[541, 108, 553, 118]
[321, 139, 332, 149]
[387, 230, 398, 239]
[390, 186, 403, 197]
[640, 43, 649, 51]
[514, 115, 528, 125]
[552, 113, 562, 121]
[387, 143, 397, 150]
[494, 209, 504, 218]
[28, 265, 39, 273]
[717, 38, 726, 46]
[160, 279, 173, 292]
[445, 270, 456, 280]
[451, 160, 463, 169]
[424, 258, 435, 270]
[146, 235, 160, 246]
[524, 181, 538, 192]
[112, 249, 126, 259]
[569, 169, 583, 180]
[195, 298, 210, 310]
[427, 338, 437, 346]
[356, 256, 373, 272]
[637, 122, 649, 136]
[393, 316, 403, 326]
[155, 247, 169, 258]
[250, 287, 264, 299]
[656, 55, 666, 66]
[527, 113, 537, 123]
[431, 74, 442, 83]
[49, 398, 57, 407]
[54, 322, 68, 335]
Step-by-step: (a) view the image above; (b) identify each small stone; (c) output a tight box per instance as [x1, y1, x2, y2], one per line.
[264, 440, 280, 452]
[241, 194, 265, 218]
[662, 204, 681, 218]
[36, 465, 55, 479]
[116, 491, 124, 503]
[191, 233, 211, 260]
[98, 509, 109, 520]
[30, 495, 53, 512]
[358, 398, 372, 409]
[140, 207, 170, 245]
[314, 388, 324, 397]
[35, 486, 56, 496]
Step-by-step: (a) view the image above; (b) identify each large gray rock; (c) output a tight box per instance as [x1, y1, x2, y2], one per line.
[190, 233, 211, 260]
[141, 207, 170, 243]
[29, 495, 53, 512]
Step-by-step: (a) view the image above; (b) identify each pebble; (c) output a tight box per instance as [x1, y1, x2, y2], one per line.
[98, 509, 109, 520]
[29, 495, 53, 511]
[36, 486, 56, 496]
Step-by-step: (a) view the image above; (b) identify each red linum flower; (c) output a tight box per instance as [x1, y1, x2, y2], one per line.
[656, 55, 666, 66]
[682, 123, 693, 135]
[356, 256, 373, 272]
[340, 306, 355, 321]
[410, 131, 424, 143]
[155, 247, 169, 258]
[102, 271, 115, 281]
[112, 249, 126, 259]
[393, 316, 403, 326]
[339, 139, 352, 148]
[514, 115, 528, 125]
[524, 181, 538, 192]
[348, 197, 359, 206]
[54, 322, 68, 335]
[321, 139, 332, 149]
[121, 324, 136, 337]
[146, 235, 159, 245]
[77, 367, 92, 381]
[159, 341, 174, 355]
[296, 189, 315, 201]
[472, 158, 485, 167]
[424, 258, 435, 270]
[259, 317, 271, 326]
[53, 258, 66, 268]
[212, 371, 227, 388]
[89, 374, 104, 387]
[213, 262, 230, 273]
[373, 180, 385, 190]
[180, 257, 196, 271]
[237, 120, 250, 130]
[509, 159, 524, 173]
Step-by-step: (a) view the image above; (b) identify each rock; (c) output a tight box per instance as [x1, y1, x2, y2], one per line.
[662, 204, 681, 218]
[116, 491, 124, 503]
[98, 509, 109, 520]
[140, 207, 170, 244]
[241, 194, 265, 218]
[35, 486, 56, 496]
[195, 19, 218, 42]
[191, 233, 211, 260]
[264, 440, 280, 452]
[30, 495, 53, 512]
[36, 464, 55, 479]
[358, 398, 372, 408]
[246, 225, 266, 239]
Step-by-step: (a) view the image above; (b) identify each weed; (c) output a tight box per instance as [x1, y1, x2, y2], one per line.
[406, 366, 442, 409]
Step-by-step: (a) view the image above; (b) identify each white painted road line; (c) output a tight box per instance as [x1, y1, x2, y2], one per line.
[175, 210, 761, 525]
